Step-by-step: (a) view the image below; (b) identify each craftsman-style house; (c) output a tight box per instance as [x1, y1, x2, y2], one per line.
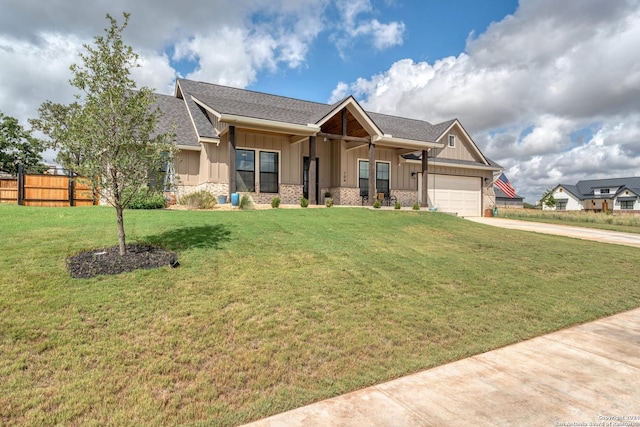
[156, 79, 502, 216]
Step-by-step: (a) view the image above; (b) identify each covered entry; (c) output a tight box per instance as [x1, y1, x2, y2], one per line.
[418, 174, 481, 217]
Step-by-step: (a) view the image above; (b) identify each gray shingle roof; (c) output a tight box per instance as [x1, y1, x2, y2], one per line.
[173, 79, 465, 144]
[179, 79, 327, 125]
[152, 94, 199, 147]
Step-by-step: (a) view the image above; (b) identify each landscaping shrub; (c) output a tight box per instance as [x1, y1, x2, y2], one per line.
[412, 203, 420, 210]
[394, 201, 401, 210]
[126, 188, 167, 209]
[271, 196, 281, 208]
[240, 194, 254, 210]
[300, 197, 309, 208]
[179, 190, 217, 209]
[325, 198, 334, 207]
[373, 200, 381, 209]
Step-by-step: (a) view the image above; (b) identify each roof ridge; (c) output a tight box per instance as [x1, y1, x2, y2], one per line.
[178, 78, 331, 108]
[367, 110, 436, 126]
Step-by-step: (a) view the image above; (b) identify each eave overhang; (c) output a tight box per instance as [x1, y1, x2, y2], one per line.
[199, 136, 220, 146]
[177, 144, 201, 151]
[219, 114, 320, 136]
[373, 135, 444, 150]
[402, 157, 501, 171]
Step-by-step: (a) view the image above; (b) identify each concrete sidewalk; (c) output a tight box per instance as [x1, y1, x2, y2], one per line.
[467, 217, 640, 248]
[243, 308, 640, 426]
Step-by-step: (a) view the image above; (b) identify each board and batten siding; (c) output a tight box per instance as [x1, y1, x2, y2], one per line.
[233, 130, 302, 186]
[175, 150, 200, 185]
[343, 145, 421, 191]
[431, 126, 483, 163]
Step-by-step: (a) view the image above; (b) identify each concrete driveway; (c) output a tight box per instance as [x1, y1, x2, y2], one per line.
[467, 216, 640, 248]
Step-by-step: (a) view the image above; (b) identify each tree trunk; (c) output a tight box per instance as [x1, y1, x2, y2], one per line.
[116, 204, 126, 256]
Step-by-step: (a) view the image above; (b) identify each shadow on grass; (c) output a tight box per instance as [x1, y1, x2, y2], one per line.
[142, 224, 232, 251]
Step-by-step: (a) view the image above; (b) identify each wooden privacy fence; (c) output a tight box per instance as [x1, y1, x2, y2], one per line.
[0, 167, 98, 207]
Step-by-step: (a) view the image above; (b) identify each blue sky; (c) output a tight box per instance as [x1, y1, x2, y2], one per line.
[1, 0, 639, 203]
[239, 0, 520, 103]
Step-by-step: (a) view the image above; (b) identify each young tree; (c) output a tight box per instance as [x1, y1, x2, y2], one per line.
[34, 13, 175, 255]
[0, 112, 46, 175]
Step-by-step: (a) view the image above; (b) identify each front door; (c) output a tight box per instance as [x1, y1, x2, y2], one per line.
[303, 157, 320, 204]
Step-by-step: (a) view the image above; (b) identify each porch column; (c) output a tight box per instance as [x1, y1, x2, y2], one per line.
[368, 142, 376, 205]
[228, 125, 236, 197]
[309, 136, 317, 205]
[421, 149, 428, 207]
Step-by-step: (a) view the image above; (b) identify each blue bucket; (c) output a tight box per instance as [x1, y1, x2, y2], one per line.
[218, 195, 227, 205]
[231, 193, 239, 206]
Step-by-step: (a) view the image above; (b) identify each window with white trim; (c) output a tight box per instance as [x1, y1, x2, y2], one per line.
[448, 135, 455, 148]
[556, 200, 567, 210]
[600, 188, 610, 194]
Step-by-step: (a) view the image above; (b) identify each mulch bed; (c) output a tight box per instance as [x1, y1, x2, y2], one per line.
[67, 244, 179, 279]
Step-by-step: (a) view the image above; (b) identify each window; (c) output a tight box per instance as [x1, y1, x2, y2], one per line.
[359, 160, 369, 196]
[621, 200, 634, 210]
[236, 149, 255, 192]
[358, 160, 390, 196]
[600, 188, 610, 194]
[376, 162, 390, 196]
[556, 200, 567, 210]
[448, 135, 455, 148]
[259, 151, 279, 193]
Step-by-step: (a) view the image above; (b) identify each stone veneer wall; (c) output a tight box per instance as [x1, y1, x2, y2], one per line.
[175, 183, 229, 201]
[278, 184, 303, 204]
[330, 187, 363, 206]
[175, 183, 303, 205]
[391, 190, 418, 207]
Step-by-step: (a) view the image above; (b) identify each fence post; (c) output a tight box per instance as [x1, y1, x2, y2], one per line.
[17, 164, 23, 206]
[68, 170, 75, 206]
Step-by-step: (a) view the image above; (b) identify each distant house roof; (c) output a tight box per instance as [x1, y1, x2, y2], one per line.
[557, 177, 640, 200]
[494, 186, 523, 200]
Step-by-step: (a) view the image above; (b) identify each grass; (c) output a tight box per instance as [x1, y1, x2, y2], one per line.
[1, 204, 639, 426]
[498, 208, 640, 234]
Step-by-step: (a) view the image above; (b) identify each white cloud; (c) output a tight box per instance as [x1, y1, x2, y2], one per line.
[332, 0, 405, 56]
[0, 32, 82, 123]
[331, 0, 640, 202]
[0, 0, 329, 125]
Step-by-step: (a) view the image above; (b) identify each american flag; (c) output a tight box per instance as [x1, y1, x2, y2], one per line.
[495, 173, 516, 198]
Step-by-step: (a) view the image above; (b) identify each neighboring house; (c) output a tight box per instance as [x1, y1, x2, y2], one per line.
[494, 186, 524, 208]
[156, 79, 502, 216]
[544, 177, 640, 212]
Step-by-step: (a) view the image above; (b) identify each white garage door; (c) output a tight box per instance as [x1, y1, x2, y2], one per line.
[418, 174, 481, 217]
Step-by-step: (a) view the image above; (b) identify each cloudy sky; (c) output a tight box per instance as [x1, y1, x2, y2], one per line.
[1, 0, 639, 203]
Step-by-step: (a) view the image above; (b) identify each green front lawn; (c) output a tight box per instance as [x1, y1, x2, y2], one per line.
[1, 205, 639, 426]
